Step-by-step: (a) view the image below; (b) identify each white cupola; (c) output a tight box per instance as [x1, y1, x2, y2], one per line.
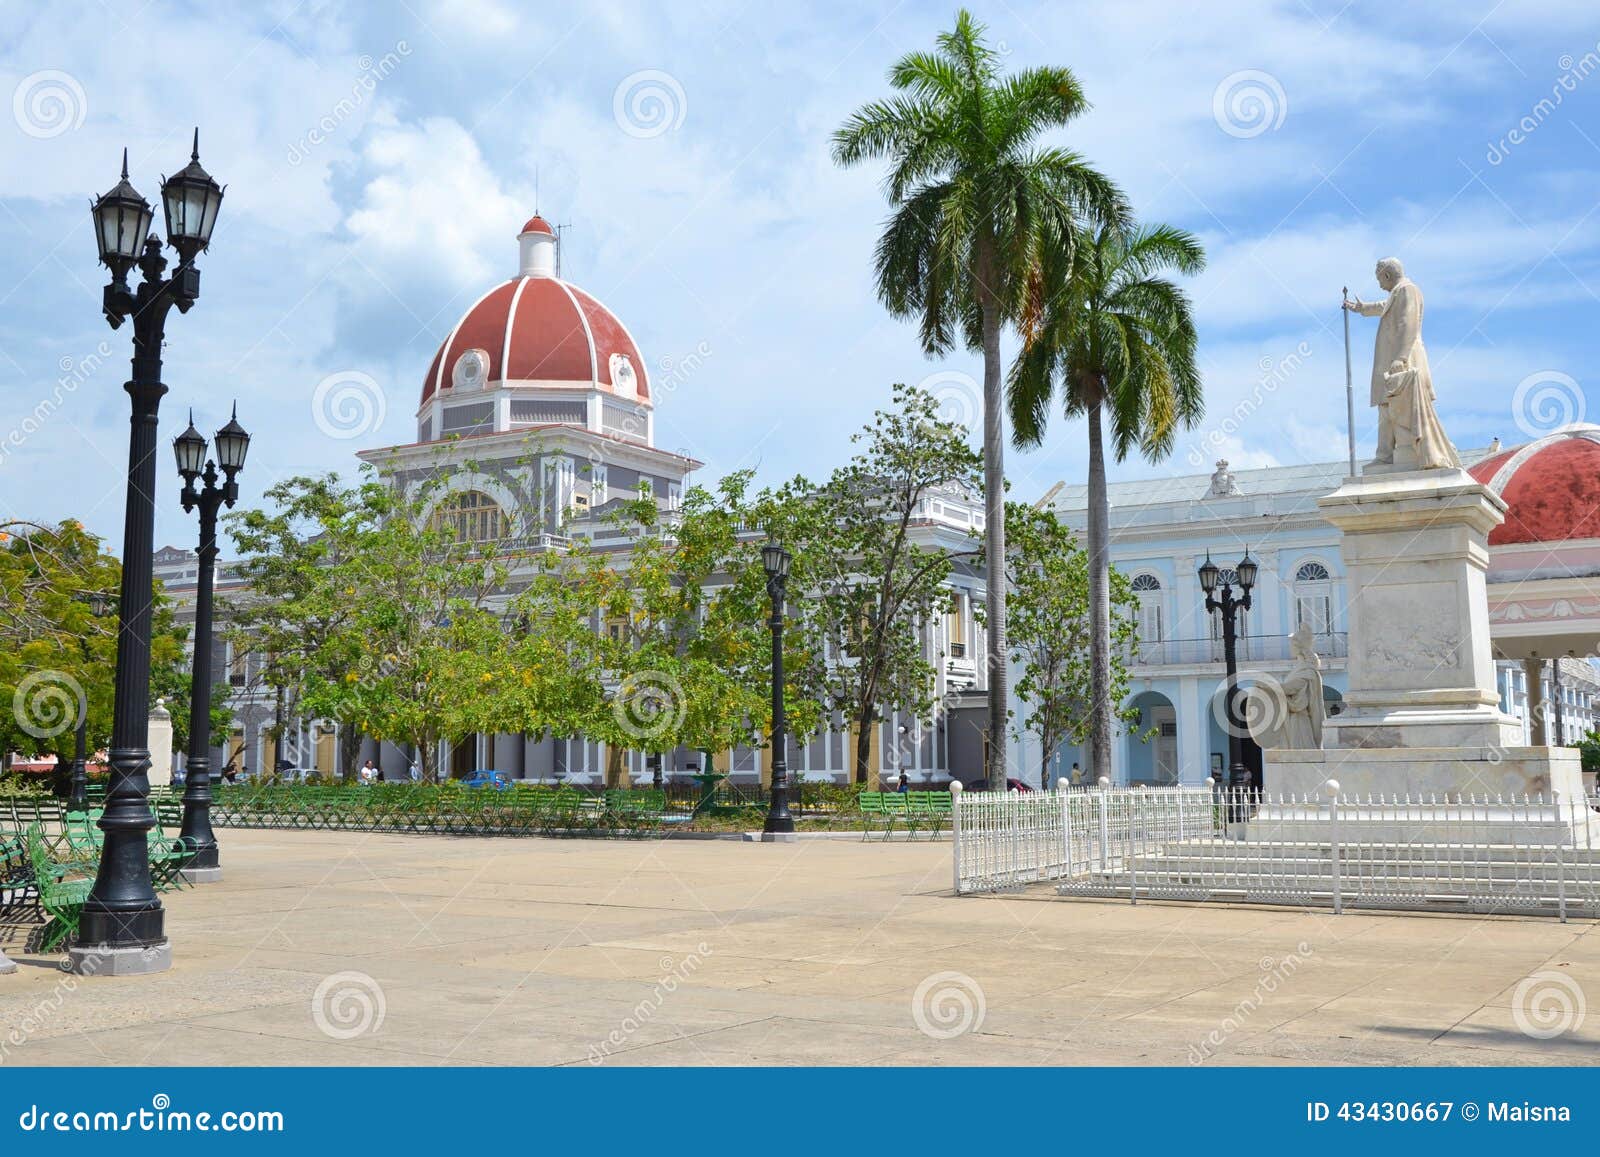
[518, 215, 558, 278]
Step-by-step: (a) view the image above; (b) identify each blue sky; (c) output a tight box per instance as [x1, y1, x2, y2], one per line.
[2, 0, 1598, 549]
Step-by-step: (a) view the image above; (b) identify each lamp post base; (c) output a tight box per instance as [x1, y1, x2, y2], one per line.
[758, 830, 798, 843]
[67, 939, 171, 976]
[0, 949, 16, 975]
[180, 866, 223, 885]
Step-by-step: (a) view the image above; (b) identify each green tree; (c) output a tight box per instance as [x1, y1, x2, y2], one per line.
[0, 519, 193, 789]
[1008, 222, 1204, 781]
[833, 9, 1128, 789]
[512, 474, 825, 784]
[988, 501, 1137, 787]
[802, 385, 981, 784]
[228, 468, 522, 782]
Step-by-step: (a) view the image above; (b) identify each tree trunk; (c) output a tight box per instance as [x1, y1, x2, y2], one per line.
[1086, 388, 1113, 783]
[979, 287, 1008, 794]
[338, 723, 362, 784]
[854, 709, 873, 785]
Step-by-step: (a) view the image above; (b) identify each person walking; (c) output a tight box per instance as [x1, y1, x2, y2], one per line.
[896, 770, 910, 794]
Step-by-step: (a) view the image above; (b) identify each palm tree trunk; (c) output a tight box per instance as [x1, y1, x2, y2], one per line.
[980, 291, 1008, 794]
[1086, 388, 1112, 783]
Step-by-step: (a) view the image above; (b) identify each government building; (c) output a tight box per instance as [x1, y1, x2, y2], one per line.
[155, 210, 1600, 789]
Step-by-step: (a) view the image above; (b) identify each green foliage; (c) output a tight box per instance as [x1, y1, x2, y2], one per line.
[833, 8, 1128, 789]
[983, 502, 1139, 785]
[0, 519, 191, 781]
[227, 468, 521, 782]
[1577, 728, 1600, 773]
[1006, 220, 1206, 778]
[793, 384, 982, 782]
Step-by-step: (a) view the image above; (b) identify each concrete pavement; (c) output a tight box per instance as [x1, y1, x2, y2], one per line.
[1, 829, 1596, 1066]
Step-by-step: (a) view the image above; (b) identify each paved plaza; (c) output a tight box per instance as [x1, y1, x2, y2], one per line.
[2, 831, 1598, 1066]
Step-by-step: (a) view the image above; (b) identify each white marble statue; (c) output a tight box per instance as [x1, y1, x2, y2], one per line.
[1343, 258, 1460, 470]
[1279, 623, 1325, 749]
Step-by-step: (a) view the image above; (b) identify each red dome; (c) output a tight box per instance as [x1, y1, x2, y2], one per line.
[520, 215, 554, 235]
[421, 276, 649, 407]
[1468, 427, 1600, 546]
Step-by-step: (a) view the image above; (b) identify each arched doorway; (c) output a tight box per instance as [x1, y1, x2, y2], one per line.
[1125, 690, 1178, 785]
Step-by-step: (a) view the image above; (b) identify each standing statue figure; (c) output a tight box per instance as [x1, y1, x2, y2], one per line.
[1279, 623, 1325, 750]
[1343, 258, 1461, 470]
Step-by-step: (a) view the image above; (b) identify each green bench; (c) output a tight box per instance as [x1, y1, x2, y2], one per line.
[603, 789, 667, 830]
[26, 824, 93, 951]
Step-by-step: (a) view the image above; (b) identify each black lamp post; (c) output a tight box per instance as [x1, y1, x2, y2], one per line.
[74, 132, 224, 974]
[1199, 548, 1257, 794]
[173, 405, 249, 881]
[66, 589, 115, 814]
[760, 541, 795, 837]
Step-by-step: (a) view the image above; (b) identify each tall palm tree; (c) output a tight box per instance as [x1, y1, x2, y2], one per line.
[1008, 223, 1205, 783]
[833, 9, 1127, 791]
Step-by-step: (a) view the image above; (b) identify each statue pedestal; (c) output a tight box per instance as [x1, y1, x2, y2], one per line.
[1316, 467, 1522, 752]
[1263, 466, 1583, 826]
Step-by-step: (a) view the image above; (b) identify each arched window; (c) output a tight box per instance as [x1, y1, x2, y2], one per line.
[432, 490, 508, 543]
[1130, 573, 1163, 651]
[1294, 560, 1333, 638]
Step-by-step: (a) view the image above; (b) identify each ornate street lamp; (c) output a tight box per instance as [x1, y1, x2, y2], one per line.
[760, 541, 795, 838]
[74, 133, 224, 974]
[173, 405, 249, 882]
[1200, 548, 1256, 795]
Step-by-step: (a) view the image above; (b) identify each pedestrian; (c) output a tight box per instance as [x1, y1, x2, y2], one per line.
[896, 770, 909, 794]
[359, 758, 377, 785]
[1070, 762, 1083, 787]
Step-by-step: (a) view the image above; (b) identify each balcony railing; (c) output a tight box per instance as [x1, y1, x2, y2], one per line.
[1131, 631, 1347, 667]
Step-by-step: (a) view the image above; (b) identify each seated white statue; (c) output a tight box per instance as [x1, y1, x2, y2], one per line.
[1279, 624, 1325, 750]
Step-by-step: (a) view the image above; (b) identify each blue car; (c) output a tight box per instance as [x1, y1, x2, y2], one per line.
[461, 769, 510, 790]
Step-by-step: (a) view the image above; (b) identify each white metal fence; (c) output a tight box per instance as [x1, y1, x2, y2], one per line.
[951, 783, 1600, 920]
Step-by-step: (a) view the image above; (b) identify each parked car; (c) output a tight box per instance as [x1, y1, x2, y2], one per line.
[462, 769, 510, 790]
